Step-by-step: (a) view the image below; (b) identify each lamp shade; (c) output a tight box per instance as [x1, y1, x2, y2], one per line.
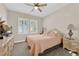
[0, 17, 5, 24]
[67, 24, 75, 30]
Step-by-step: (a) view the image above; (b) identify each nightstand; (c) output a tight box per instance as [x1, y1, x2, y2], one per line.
[63, 37, 79, 53]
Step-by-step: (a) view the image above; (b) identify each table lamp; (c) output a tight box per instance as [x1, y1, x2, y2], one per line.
[67, 24, 75, 40]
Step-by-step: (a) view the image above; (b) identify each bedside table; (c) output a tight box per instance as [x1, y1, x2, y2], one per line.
[63, 37, 79, 53]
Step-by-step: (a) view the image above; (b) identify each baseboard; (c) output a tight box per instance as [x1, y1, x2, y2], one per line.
[14, 40, 25, 44]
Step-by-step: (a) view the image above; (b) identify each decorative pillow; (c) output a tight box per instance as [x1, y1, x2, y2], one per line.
[47, 32, 59, 39]
[47, 28, 63, 38]
[53, 29, 63, 37]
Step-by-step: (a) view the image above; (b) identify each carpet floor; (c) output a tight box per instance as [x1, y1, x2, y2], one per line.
[12, 42, 78, 56]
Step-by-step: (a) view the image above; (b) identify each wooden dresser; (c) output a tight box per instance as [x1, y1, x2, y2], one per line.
[63, 37, 79, 53]
[0, 35, 14, 56]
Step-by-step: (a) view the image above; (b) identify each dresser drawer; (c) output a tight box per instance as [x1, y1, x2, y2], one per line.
[63, 38, 79, 53]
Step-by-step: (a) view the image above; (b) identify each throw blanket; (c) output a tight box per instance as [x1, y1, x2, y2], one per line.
[26, 32, 62, 56]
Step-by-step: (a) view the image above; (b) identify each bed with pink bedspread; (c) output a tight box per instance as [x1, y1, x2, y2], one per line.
[26, 31, 63, 56]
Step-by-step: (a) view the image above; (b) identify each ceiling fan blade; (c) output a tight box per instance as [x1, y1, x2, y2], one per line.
[38, 8, 42, 12]
[24, 3, 33, 7]
[31, 8, 34, 12]
[34, 3, 39, 6]
[39, 4, 47, 7]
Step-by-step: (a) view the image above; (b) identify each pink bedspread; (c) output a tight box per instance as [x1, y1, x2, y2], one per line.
[26, 34, 62, 56]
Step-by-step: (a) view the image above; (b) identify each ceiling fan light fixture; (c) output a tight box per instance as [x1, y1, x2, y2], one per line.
[34, 6, 38, 10]
[25, 3, 47, 12]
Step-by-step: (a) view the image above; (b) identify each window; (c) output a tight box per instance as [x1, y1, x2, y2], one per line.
[18, 17, 38, 34]
[30, 20, 38, 33]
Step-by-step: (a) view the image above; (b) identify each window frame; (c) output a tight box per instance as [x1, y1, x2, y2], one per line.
[18, 17, 38, 34]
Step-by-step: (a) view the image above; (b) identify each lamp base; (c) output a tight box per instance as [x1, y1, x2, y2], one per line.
[69, 30, 73, 40]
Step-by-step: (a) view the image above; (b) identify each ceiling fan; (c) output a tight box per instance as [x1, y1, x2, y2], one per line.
[25, 3, 47, 12]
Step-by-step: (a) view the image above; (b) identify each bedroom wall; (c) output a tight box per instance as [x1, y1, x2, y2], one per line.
[0, 4, 7, 21]
[43, 3, 79, 38]
[7, 10, 43, 43]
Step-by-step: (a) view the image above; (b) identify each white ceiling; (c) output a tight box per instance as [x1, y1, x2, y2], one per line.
[4, 3, 68, 18]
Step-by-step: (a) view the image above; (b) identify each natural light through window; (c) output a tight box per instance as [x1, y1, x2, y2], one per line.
[18, 17, 38, 34]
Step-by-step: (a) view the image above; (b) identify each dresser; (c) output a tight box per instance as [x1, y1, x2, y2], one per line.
[63, 37, 79, 53]
[0, 35, 14, 56]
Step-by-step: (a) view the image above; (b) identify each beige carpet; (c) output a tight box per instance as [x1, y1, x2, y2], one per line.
[12, 42, 78, 56]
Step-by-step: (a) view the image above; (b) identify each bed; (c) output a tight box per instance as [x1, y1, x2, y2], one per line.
[26, 29, 63, 56]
